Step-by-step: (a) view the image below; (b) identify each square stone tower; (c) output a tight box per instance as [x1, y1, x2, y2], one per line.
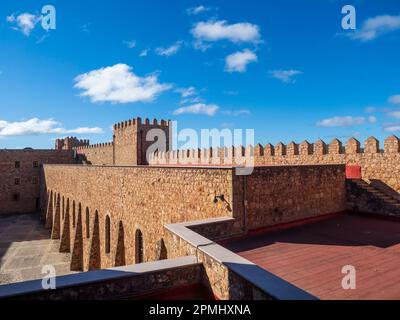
[113, 117, 170, 165]
[55, 137, 90, 150]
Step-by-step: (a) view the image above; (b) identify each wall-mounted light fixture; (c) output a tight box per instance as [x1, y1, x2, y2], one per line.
[213, 194, 225, 203]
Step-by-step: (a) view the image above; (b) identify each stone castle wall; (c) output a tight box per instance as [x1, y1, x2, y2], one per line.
[149, 135, 400, 193]
[75, 142, 114, 165]
[0, 150, 75, 215]
[41, 165, 236, 271]
[243, 165, 346, 229]
[41, 164, 346, 272]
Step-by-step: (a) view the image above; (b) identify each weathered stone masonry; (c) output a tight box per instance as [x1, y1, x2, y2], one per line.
[0, 150, 75, 215]
[149, 135, 400, 193]
[41, 165, 236, 271]
[41, 164, 346, 274]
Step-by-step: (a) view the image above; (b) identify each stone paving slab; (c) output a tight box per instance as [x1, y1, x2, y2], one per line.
[0, 213, 76, 285]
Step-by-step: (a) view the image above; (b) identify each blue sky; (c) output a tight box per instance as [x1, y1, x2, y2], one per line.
[0, 0, 400, 149]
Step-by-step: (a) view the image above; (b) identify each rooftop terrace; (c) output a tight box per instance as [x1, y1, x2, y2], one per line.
[224, 214, 400, 300]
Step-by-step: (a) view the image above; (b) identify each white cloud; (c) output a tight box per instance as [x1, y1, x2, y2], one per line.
[123, 40, 136, 49]
[192, 40, 212, 51]
[180, 96, 204, 105]
[348, 15, 400, 41]
[173, 103, 219, 116]
[269, 69, 302, 84]
[192, 20, 261, 44]
[225, 49, 257, 73]
[316, 116, 376, 127]
[155, 41, 183, 57]
[6, 13, 41, 36]
[365, 106, 376, 113]
[6, 15, 15, 23]
[388, 94, 400, 105]
[0, 118, 103, 137]
[187, 6, 210, 15]
[222, 109, 251, 116]
[35, 33, 50, 45]
[175, 86, 205, 105]
[175, 86, 197, 98]
[74, 63, 172, 104]
[61, 127, 104, 134]
[385, 125, 400, 132]
[139, 49, 149, 57]
[388, 110, 400, 119]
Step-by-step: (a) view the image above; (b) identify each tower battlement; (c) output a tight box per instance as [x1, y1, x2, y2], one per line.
[113, 117, 170, 131]
[74, 142, 114, 151]
[113, 117, 171, 166]
[149, 135, 400, 166]
[60, 117, 171, 166]
[55, 137, 90, 151]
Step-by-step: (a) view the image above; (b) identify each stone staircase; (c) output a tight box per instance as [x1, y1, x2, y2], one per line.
[346, 179, 400, 217]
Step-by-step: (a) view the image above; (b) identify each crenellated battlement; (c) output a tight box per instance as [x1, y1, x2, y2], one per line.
[113, 117, 170, 131]
[74, 142, 114, 151]
[55, 137, 90, 151]
[148, 135, 400, 166]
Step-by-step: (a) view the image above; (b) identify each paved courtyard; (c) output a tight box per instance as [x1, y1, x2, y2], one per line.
[0, 213, 75, 285]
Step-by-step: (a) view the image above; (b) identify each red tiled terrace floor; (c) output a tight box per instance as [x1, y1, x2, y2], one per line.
[224, 214, 400, 300]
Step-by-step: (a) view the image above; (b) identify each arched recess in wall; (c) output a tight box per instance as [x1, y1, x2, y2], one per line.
[45, 191, 53, 229]
[135, 229, 144, 264]
[156, 238, 167, 261]
[53, 192, 56, 220]
[60, 198, 71, 253]
[85, 208, 90, 238]
[70, 208, 83, 271]
[78, 203, 82, 224]
[114, 221, 126, 267]
[88, 210, 101, 271]
[62, 196, 65, 220]
[105, 216, 111, 254]
[72, 201, 76, 229]
[51, 194, 61, 240]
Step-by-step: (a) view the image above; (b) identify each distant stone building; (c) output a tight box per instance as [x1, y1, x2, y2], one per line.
[0, 149, 75, 214]
[55, 137, 89, 151]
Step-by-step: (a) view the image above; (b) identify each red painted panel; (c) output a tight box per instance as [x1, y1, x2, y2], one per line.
[346, 165, 361, 179]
